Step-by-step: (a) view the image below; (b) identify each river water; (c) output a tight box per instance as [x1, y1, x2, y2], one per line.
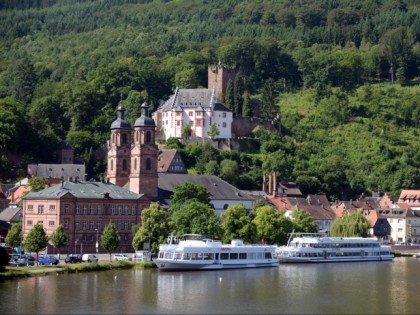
[0, 257, 419, 314]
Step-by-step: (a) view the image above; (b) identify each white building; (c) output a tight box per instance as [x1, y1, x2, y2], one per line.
[156, 88, 232, 140]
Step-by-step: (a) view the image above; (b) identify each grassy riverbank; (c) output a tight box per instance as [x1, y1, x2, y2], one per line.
[0, 260, 156, 281]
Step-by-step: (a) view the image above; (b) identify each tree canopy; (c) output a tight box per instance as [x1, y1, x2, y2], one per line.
[330, 212, 370, 237]
[101, 221, 120, 261]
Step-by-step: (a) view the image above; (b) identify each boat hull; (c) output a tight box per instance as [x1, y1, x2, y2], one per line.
[277, 256, 394, 263]
[155, 259, 279, 271]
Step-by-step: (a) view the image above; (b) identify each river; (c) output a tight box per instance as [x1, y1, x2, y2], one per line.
[0, 257, 419, 314]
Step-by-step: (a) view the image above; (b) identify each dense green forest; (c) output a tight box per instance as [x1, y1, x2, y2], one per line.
[0, 0, 418, 200]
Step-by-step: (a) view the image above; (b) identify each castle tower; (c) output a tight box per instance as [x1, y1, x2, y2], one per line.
[107, 106, 131, 186]
[208, 64, 236, 100]
[130, 102, 158, 200]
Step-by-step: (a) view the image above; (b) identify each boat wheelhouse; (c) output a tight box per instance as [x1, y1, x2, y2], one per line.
[155, 234, 278, 271]
[275, 233, 394, 263]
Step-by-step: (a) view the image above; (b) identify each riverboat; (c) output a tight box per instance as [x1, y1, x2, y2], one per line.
[275, 233, 394, 263]
[155, 234, 279, 271]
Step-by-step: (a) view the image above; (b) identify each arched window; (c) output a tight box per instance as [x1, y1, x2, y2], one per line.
[146, 158, 151, 171]
[111, 159, 114, 171]
[145, 131, 151, 144]
[123, 160, 127, 171]
[134, 158, 137, 170]
[136, 131, 139, 143]
[122, 133, 127, 144]
[112, 134, 115, 144]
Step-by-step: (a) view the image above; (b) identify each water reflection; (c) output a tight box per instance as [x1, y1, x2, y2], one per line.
[1, 258, 419, 314]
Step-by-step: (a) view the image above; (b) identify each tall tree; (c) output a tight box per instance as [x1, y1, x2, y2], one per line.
[170, 182, 212, 206]
[261, 79, 277, 121]
[253, 205, 293, 245]
[224, 79, 234, 111]
[132, 204, 173, 254]
[220, 203, 256, 244]
[101, 221, 120, 261]
[242, 91, 253, 118]
[171, 200, 222, 239]
[23, 223, 49, 265]
[49, 225, 68, 255]
[5, 223, 22, 249]
[12, 57, 37, 105]
[330, 212, 370, 237]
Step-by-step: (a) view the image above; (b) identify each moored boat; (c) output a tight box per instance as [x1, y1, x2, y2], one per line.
[275, 232, 394, 263]
[155, 234, 279, 271]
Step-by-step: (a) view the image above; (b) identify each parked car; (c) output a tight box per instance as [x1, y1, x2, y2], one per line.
[8, 256, 35, 267]
[114, 254, 130, 261]
[65, 254, 82, 264]
[37, 255, 59, 265]
[81, 254, 98, 263]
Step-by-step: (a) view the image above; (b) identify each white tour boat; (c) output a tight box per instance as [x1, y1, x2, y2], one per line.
[155, 234, 279, 271]
[275, 233, 394, 263]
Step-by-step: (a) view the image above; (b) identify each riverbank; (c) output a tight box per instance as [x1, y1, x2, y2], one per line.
[0, 260, 156, 281]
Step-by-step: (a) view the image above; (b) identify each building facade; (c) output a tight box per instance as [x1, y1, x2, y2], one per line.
[22, 181, 149, 254]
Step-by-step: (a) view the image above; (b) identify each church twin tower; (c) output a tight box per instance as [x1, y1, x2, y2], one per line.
[107, 102, 158, 200]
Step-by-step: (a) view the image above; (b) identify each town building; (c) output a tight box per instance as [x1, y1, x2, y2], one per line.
[27, 163, 86, 184]
[22, 180, 149, 254]
[377, 208, 420, 244]
[397, 190, 420, 210]
[157, 149, 187, 174]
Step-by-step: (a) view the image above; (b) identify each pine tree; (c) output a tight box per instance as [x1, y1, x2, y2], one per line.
[242, 91, 253, 117]
[224, 80, 234, 111]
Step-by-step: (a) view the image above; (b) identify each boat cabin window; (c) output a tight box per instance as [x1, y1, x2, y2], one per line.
[239, 253, 247, 259]
[230, 253, 238, 260]
[220, 253, 229, 260]
[183, 253, 191, 260]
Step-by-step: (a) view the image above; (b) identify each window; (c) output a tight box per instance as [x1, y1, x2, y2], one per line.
[124, 221, 129, 230]
[189, 111, 193, 116]
[118, 207, 122, 215]
[146, 158, 151, 171]
[90, 221, 94, 230]
[97, 206, 102, 215]
[122, 133, 127, 144]
[64, 205, 69, 215]
[176, 121, 181, 126]
[83, 206, 87, 215]
[197, 112, 202, 116]
[38, 205, 44, 215]
[223, 122, 227, 128]
[82, 221, 87, 230]
[176, 112, 181, 116]
[125, 206, 129, 215]
[76, 206, 80, 215]
[146, 131, 151, 143]
[223, 112, 227, 118]
[49, 221, 55, 227]
[64, 220, 68, 229]
[118, 222, 122, 230]
[38, 221, 44, 226]
[123, 159, 127, 171]
[111, 206, 116, 215]
[196, 120, 202, 126]
[27, 205, 33, 212]
[134, 158, 137, 171]
[27, 220, 33, 226]
[131, 207, 136, 215]
[97, 222, 101, 230]
[111, 159, 114, 171]
[49, 205, 55, 211]
[76, 222, 80, 230]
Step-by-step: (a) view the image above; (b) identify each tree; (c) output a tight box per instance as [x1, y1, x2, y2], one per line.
[171, 200, 222, 239]
[12, 56, 38, 105]
[0, 155, 11, 181]
[261, 78, 277, 120]
[207, 123, 220, 139]
[253, 205, 293, 245]
[242, 91, 253, 118]
[224, 79, 234, 110]
[170, 182, 212, 206]
[101, 221, 120, 261]
[220, 203, 257, 244]
[23, 223, 49, 265]
[204, 160, 220, 176]
[330, 212, 370, 237]
[132, 204, 173, 254]
[28, 177, 50, 192]
[290, 211, 317, 233]
[220, 159, 239, 186]
[5, 223, 22, 249]
[50, 225, 68, 255]
[182, 124, 192, 140]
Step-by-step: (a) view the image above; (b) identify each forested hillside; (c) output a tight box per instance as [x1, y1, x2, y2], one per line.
[0, 0, 418, 199]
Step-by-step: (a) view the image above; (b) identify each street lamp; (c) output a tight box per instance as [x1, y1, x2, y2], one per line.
[95, 229, 99, 253]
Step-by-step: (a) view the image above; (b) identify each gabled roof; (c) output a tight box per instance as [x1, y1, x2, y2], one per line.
[160, 88, 216, 112]
[0, 207, 22, 223]
[293, 204, 336, 220]
[27, 164, 86, 181]
[23, 181, 144, 200]
[157, 149, 187, 173]
[377, 208, 420, 218]
[157, 173, 255, 202]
